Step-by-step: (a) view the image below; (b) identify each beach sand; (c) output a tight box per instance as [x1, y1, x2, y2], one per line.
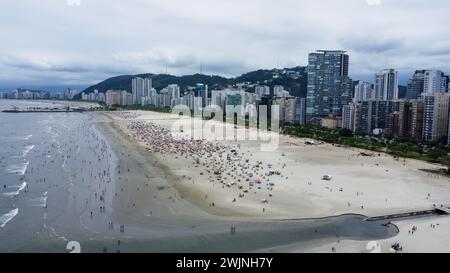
[57, 109, 448, 253]
[294, 215, 450, 253]
[105, 110, 450, 220]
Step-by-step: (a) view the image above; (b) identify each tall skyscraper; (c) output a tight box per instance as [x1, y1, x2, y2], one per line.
[195, 84, 208, 108]
[132, 77, 152, 105]
[255, 85, 270, 96]
[406, 70, 426, 100]
[295, 97, 306, 125]
[105, 90, 121, 107]
[306, 50, 352, 123]
[342, 103, 356, 131]
[167, 84, 181, 100]
[407, 100, 425, 140]
[375, 69, 399, 100]
[423, 70, 449, 94]
[354, 81, 374, 101]
[354, 100, 402, 134]
[422, 93, 450, 142]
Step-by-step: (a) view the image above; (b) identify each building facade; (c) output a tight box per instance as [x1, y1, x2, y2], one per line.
[375, 69, 399, 100]
[406, 70, 426, 100]
[354, 81, 374, 101]
[422, 93, 450, 142]
[132, 77, 152, 105]
[306, 50, 352, 123]
[423, 70, 449, 94]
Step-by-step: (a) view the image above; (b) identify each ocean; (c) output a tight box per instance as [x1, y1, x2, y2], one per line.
[0, 100, 116, 252]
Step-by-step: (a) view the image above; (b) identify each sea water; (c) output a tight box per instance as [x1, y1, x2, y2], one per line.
[0, 99, 116, 251]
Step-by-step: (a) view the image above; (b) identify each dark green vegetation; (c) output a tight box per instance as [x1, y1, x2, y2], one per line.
[284, 124, 450, 168]
[419, 169, 450, 177]
[77, 67, 307, 99]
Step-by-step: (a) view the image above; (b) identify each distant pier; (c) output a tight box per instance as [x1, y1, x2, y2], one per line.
[2, 107, 86, 113]
[367, 207, 450, 222]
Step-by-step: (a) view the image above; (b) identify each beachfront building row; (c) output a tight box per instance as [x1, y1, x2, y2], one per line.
[353, 70, 450, 103]
[80, 89, 106, 103]
[342, 93, 450, 143]
[123, 76, 304, 124]
[105, 90, 133, 107]
[407, 70, 450, 99]
[0, 89, 80, 101]
[353, 70, 400, 103]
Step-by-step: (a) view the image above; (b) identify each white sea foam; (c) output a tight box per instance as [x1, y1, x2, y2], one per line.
[22, 144, 35, 157]
[24, 135, 33, 140]
[62, 156, 67, 168]
[29, 196, 48, 207]
[29, 192, 48, 207]
[6, 161, 29, 175]
[3, 182, 27, 197]
[0, 208, 19, 228]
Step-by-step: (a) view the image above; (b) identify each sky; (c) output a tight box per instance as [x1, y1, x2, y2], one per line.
[1, 0, 450, 89]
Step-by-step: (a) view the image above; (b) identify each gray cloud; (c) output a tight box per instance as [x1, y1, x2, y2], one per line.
[340, 37, 404, 53]
[1, 0, 450, 87]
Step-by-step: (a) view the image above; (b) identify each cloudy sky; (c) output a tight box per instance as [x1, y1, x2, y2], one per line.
[1, 0, 450, 89]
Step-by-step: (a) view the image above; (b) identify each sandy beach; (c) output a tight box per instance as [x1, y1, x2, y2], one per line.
[89, 109, 450, 253]
[106, 110, 450, 219]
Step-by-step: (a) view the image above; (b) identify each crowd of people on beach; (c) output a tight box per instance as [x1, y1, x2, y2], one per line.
[126, 118, 286, 212]
[110, 111, 141, 120]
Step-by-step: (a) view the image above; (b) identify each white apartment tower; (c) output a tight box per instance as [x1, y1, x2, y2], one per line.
[354, 82, 374, 101]
[375, 69, 399, 100]
[132, 77, 152, 105]
[423, 70, 449, 94]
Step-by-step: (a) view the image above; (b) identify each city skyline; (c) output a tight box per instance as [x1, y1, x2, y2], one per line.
[1, 0, 450, 88]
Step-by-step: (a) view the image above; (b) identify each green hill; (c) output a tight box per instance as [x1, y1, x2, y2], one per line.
[78, 66, 308, 99]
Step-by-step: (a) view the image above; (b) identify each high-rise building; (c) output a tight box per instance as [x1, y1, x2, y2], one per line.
[105, 90, 122, 107]
[422, 93, 450, 142]
[273, 86, 282, 96]
[355, 100, 403, 134]
[407, 100, 425, 140]
[306, 50, 352, 123]
[354, 82, 374, 101]
[120, 90, 132, 106]
[274, 97, 297, 123]
[406, 70, 426, 100]
[375, 69, 399, 100]
[195, 84, 208, 108]
[132, 77, 152, 105]
[423, 70, 449, 94]
[167, 84, 180, 100]
[255, 85, 270, 96]
[342, 103, 356, 131]
[295, 97, 306, 125]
